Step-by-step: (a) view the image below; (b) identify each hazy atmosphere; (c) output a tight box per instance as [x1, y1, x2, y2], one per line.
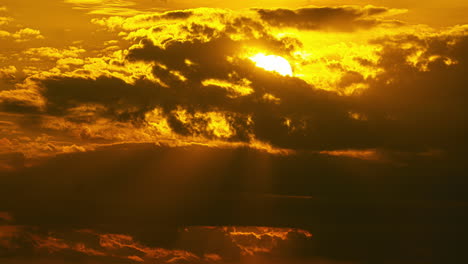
[1, 1, 468, 263]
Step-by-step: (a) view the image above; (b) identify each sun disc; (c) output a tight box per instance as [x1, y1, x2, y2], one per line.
[249, 53, 293, 76]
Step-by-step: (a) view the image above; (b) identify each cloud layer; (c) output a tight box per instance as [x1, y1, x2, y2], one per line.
[1, 3, 468, 264]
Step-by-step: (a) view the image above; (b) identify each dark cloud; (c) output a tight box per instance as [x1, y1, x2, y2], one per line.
[160, 10, 193, 20]
[1, 143, 468, 263]
[0, 10, 464, 164]
[0, 221, 317, 264]
[358, 32, 468, 153]
[125, 29, 468, 153]
[0, 152, 25, 171]
[21, 27, 465, 154]
[256, 6, 402, 31]
[42, 76, 159, 122]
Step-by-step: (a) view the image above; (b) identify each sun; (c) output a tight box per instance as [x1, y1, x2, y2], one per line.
[249, 53, 293, 76]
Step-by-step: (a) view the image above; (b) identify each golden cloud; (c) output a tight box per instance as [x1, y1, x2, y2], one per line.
[0, 5, 466, 162]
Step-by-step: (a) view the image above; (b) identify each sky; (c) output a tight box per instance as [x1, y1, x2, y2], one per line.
[0, 0, 468, 263]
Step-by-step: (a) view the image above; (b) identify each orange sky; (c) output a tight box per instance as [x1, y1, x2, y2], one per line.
[1, 1, 468, 264]
[1, 0, 466, 158]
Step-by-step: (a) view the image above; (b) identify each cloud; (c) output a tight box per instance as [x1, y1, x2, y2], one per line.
[0, 9, 465, 159]
[0, 211, 13, 222]
[23, 46, 86, 60]
[0, 217, 315, 264]
[256, 5, 405, 32]
[12, 28, 44, 42]
[92, 10, 194, 31]
[0, 28, 44, 42]
[0, 29, 11, 38]
[0, 16, 12, 26]
[0, 66, 16, 80]
[64, 0, 152, 16]
[0, 88, 45, 113]
[0, 152, 25, 171]
[1, 143, 467, 263]
[358, 27, 468, 153]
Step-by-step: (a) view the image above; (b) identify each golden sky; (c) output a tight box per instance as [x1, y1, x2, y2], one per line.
[1, 0, 467, 157]
[1, 1, 468, 264]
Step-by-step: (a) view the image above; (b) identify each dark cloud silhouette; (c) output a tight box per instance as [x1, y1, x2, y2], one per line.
[42, 76, 160, 122]
[1, 143, 468, 263]
[256, 6, 402, 31]
[20, 28, 465, 154]
[358, 32, 468, 153]
[160, 10, 193, 20]
[0, 152, 25, 171]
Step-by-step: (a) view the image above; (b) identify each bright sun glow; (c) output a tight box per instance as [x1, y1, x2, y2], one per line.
[249, 53, 293, 76]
